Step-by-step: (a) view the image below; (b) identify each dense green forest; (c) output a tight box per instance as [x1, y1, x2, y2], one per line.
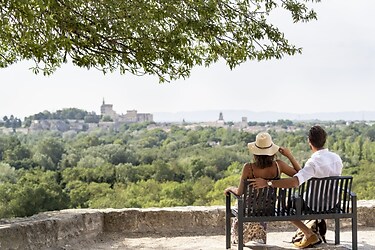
[1, 120, 375, 219]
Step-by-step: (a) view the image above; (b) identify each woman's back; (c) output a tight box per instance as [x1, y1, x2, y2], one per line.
[248, 161, 281, 180]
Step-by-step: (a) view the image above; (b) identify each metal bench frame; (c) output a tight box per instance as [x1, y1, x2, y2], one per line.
[225, 176, 357, 250]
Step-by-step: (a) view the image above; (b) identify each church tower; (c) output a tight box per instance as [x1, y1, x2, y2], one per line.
[217, 112, 225, 124]
[218, 112, 224, 121]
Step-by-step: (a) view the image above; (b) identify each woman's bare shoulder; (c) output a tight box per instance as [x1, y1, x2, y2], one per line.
[242, 162, 252, 175]
[243, 162, 253, 169]
[275, 159, 288, 168]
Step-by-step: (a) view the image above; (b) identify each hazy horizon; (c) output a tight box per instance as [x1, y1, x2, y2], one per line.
[4, 106, 375, 123]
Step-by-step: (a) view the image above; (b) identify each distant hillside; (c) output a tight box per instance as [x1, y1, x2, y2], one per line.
[153, 110, 375, 123]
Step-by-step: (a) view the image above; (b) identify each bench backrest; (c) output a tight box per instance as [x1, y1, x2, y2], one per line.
[242, 176, 353, 217]
[298, 176, 353, 214]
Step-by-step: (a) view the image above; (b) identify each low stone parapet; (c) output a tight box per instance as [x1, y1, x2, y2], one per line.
[103, 206, 225, 236]
[0, 209, 103, 250]
[0, 201, 374, 250]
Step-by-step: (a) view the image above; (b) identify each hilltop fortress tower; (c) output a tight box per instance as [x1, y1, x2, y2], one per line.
[100, 99, 117, 120]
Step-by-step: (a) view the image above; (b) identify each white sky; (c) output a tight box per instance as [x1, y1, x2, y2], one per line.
[1, 0, 374, 119]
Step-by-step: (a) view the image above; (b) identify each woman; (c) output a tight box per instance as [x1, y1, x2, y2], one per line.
[224, 132, 300, 244]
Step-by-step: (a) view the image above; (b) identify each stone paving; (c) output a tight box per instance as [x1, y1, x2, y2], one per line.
[61, 228, 374, 250]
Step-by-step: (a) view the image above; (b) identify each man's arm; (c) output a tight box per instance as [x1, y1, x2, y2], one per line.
[249, 176, 300, 189]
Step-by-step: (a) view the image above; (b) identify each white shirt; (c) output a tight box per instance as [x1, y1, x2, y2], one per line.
[294, 148, 343, 185]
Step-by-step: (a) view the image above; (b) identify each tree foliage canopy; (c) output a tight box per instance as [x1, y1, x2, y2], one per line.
[0, 0, 320, 81]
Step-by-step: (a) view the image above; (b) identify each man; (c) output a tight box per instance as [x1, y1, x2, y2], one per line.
[250, 125, 343, 248]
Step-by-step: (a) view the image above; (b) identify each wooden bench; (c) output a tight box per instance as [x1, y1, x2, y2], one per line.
[225, 176, 357, 250]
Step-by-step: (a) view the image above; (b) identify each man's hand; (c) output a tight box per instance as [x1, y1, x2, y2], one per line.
[249, 178, 267, 189]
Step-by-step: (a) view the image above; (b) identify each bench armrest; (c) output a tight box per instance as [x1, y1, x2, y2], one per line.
[225, 190, 243, 215]
[226, 190, 241, 200]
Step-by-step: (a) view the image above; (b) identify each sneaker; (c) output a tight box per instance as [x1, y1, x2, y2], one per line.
[293, 233, 320, 248]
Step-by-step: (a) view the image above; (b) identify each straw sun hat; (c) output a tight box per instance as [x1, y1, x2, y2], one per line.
[247, 132, 279, 156]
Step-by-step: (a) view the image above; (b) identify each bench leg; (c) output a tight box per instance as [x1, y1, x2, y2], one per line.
[335, 218, 340, 244]
[352, 196, 358, 250]
[238, 221, 243, 250]
[226, 215, 231, 249]
[352, 215, 358, 250]
[225, 195, 233, 249]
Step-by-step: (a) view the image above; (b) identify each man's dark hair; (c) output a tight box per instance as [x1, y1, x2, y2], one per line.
[308, 125, 327, 149]
[253, 154, 276, 169]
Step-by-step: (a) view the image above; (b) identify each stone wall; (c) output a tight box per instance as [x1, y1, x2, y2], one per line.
[0, 201, 374, 250]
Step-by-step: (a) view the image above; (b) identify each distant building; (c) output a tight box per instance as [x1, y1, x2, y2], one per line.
[100, 99, 117, 120]
[217, 112, 225, 124]
[100, 99, 153, 123]
[199, 112, 227, 128]
[26, 100, 154, 133]
[123, 110, 138, 122]
[29, 119, 84, 132]
[124, 110, 153, 123]
[239, 116, 248, 128]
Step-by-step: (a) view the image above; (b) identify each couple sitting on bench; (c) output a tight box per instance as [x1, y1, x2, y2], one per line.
[224, 125, 344, 248]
